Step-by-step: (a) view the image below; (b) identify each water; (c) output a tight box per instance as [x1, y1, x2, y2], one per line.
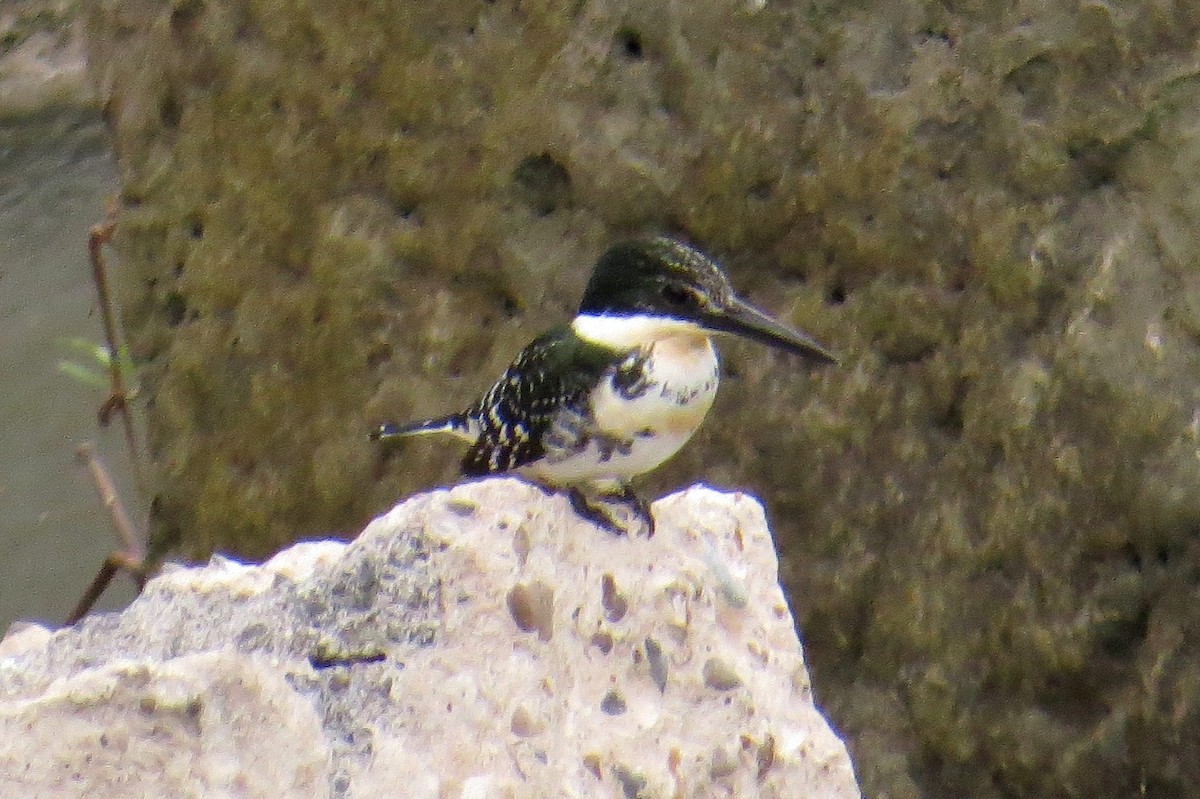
[0, 112, 140, 631]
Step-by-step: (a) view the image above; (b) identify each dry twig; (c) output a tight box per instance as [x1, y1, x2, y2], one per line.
[66, 444, 149, 625]
[88, 212, 145, 489]
[68, 207, 155, 624]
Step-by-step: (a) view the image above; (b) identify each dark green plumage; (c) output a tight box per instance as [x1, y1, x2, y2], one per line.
[578, 237, 733, 316]
[459, 326, 622, 475]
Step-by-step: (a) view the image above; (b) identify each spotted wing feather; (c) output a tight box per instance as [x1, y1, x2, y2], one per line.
[460, 328, 620, 476]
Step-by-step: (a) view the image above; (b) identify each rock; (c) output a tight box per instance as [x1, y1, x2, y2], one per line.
[81, 2, 1200, 796]
[0, 654, 330, 798]
[0, 481, 861, 799]
[0, 1, 93, 115]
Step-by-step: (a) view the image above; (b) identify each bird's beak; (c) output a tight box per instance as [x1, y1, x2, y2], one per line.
[703, 296, 839, 364]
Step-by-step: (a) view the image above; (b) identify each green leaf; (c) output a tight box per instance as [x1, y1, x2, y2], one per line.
[58, 337, 112, 365]
[57, 360, 110, 389]
[56, 337, 139, 388]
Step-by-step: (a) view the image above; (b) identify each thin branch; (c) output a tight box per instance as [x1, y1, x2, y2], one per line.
[65, 551, 145, 626]
[67, 443, 148, 625]
[87, 214, 145, 490]
[76, 443, 143, 561]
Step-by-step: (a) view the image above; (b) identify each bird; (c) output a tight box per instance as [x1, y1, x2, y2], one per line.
[371, 236, 838, 535]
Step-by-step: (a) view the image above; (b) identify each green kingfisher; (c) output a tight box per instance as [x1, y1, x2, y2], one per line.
[372, 236, 837, 535]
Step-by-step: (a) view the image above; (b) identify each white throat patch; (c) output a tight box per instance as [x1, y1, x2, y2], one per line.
[571, 314, 708, 349]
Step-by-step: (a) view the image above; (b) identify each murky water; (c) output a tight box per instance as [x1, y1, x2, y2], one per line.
[0, 112, 140, 630]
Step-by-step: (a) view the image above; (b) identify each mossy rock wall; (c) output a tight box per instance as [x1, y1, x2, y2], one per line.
[86, 1, 1200, 797]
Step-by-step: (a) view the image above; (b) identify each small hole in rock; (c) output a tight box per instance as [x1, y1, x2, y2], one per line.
[507, 582, 555, 641]
[511, 153, 572, 215]
[645, 637, 667, 693]
[702, 657, 743, 691]
[601, 574, 628, 622]
[159, 94, 182, 128]
[600, 690, 627, 715]
[613, 765, 647, 799]
[615, 27, 644, 59]
[511, 705, 542, 737]
[747, 179, 774, 201]
[169, 0, 204, 35]
[164, 291, 188, 327]
[512, 525, 531, 565]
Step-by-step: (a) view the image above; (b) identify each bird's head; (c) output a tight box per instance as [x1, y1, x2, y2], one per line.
[577, 237, 838, 363]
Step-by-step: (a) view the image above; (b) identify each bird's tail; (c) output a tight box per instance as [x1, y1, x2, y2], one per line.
[370, 413, 475, 443]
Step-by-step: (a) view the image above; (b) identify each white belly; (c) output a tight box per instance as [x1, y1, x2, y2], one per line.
[522, 334, 720, 485]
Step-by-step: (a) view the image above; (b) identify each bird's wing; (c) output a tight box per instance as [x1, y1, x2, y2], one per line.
[460, 327, 620, 476]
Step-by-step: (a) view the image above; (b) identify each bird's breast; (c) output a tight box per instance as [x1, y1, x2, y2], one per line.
[519, 334, 718, 486]
[592, 334, 720, 440]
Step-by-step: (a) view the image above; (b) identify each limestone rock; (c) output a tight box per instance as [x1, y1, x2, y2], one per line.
[0, 654, 330, 798]
[0, 481, 861, 799]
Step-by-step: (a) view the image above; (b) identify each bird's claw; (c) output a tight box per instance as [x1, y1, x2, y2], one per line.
[566, 486, 655, 538]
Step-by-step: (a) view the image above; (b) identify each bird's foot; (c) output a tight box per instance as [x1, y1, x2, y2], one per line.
[566, 486, 655, 538]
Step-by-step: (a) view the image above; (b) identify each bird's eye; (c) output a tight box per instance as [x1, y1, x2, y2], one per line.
[660, 285, 691, 305]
